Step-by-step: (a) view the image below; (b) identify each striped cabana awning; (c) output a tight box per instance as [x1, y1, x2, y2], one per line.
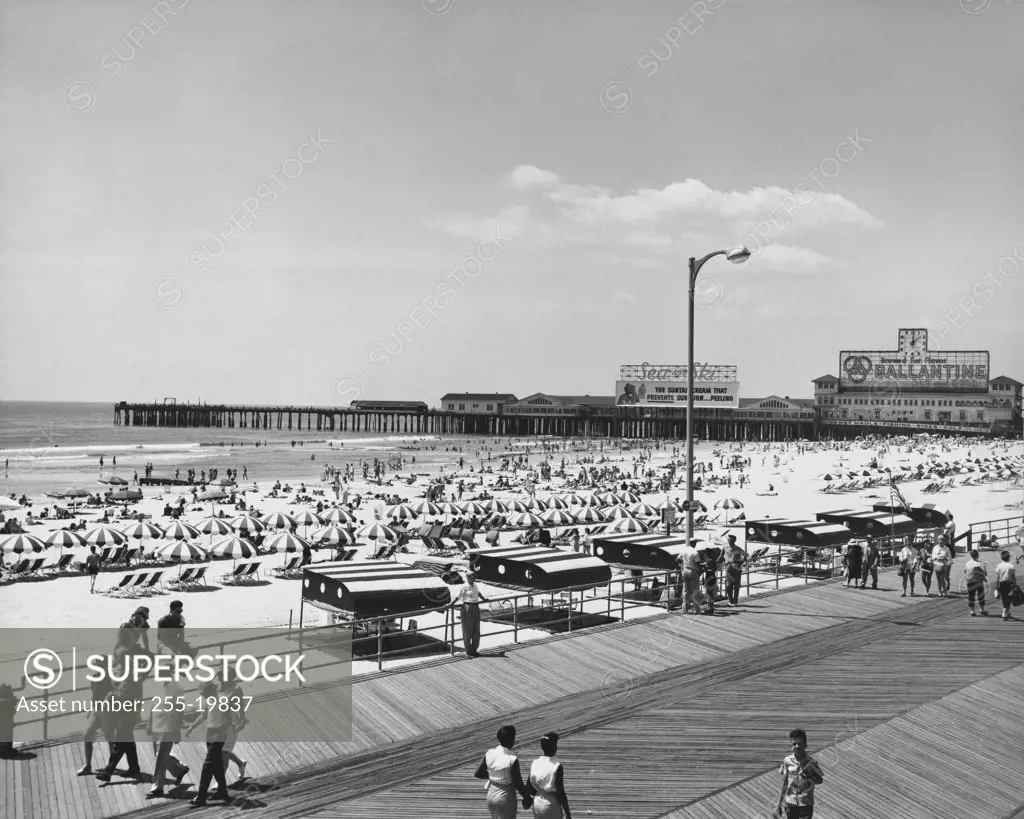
[590, 532, 703, 571]
[871, 503, 948, 528]
[816, 510, 918, 539]
[745, 519, 853, 549]
[466, 545, 612, 591]
[301, 560, 452, 621]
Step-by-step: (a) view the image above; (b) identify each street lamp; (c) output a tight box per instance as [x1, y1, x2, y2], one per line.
[683, 246, 751, 561]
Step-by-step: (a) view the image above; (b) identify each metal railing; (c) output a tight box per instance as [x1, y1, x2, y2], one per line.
[968, 515, 1022, 549]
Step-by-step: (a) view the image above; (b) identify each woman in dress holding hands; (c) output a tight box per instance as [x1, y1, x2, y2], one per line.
[528, 732, 572, 819]
[475, 725, 532, 818]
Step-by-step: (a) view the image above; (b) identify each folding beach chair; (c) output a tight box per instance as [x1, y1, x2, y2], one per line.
[272, 557, 299, 578]
[22, 558, 48, 578]
[3, 559, 29, 581]
[137, 571, 164, 595]
[221, 563, 250, 584]
[185, 566, 209, 588]
[166, 567, 196, 589]
[124, 573, 153, 597]
[105, 574, 136, 597]
[47, 554, 75, 575]
[239, 563, 261, 584]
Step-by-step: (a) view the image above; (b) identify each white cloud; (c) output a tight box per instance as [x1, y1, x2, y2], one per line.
[510, 165, 561, 190]
[613, 291, 637, 303]
[751, 243, 833, 272]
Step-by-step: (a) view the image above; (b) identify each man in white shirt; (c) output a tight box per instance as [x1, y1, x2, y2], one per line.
[676, 542, 702, 615]
[962, 549, 988, 617]
[451, 571, 489, 657]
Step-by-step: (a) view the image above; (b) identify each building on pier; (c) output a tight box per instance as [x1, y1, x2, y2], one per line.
[438, 393, 517, 415]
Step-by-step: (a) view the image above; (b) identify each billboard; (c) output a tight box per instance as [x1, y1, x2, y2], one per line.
[619, 363, 737, 383]
[839, 330, 989, 393]
[615, 379, 740, 408]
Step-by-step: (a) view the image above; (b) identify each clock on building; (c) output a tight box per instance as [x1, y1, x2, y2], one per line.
[898, 329, 927, 355]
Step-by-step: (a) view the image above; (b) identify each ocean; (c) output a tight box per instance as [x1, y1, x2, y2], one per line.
[0, 401, 481, 499]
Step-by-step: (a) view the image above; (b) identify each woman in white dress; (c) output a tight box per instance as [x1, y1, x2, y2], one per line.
[474, 725, 532, 819]
[528, 733, 572, 819]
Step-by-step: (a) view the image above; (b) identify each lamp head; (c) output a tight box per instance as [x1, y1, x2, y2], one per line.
[726, 245, 751, 264]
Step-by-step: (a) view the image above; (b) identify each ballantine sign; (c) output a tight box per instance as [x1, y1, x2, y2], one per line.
[619, 363, 738, 383]
[839, 330, 990, 393]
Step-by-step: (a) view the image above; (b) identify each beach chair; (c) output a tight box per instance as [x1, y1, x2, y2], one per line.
[104, 574, 136, 597]
[123, 573, 153, 597]
[2, 559, 29, 581]
[339, 548, 357, 562]
[183, 566, 209, 588]
[272, 557, 299, 578]
[166, 567, 196, 589]
[20, 558, 47, 578]
[137, 571, 165, 595]
[47, 554, 75, 575]
[221, 563, 250, 585]
[237, 563, 262, 584]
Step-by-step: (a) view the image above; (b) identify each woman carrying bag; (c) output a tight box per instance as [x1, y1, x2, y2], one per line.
[897, 542, 919, 597]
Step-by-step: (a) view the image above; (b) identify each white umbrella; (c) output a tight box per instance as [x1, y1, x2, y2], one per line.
[436, 501, 463, 517]
[542, 496, 568, 510]
[521, 497, 546, 512]
[320, 507, 357, 525]
[506, 511, 543, 528]
[83, 525, 127, 548]
[616, 491, 641, 504]
[355, 521, 397, 542]
[263, 531, 311, 553]
[604, 506, 636, 521]
[198, 517, 234, 537]
[261, 512, 296, 531]
[386, 504, 418, 522]
[574, 506, 606, 524]
[292, 509, 323, 528]
[603, 517, 648, 534]
[629, 502, 660, 518]
[540, 508, 574, 526]
[163, 521, 201, 541]
[480, 499, 508, 514]
[44, 530, 86, 549]
[0, 534, 47, 555]
[409, 500, 442, 516]
[460, 502, 487, 516]
[714, 498, 745, 510]
[231, 514, 266, 536]
[210, 536, 258, 561]
[122, 521, 164, 541]
[310, 524, 355, 546]
[153, 541, 208, 563]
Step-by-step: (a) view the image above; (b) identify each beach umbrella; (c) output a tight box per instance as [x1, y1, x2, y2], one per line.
[122, 521, 164, 541]
[562, 493, 585, 506]
[292, 509, 323, 527]
[0, 534, 47, 555]
[107, 488, 143, 504]
[435, 501, 462, 517]
[43, 530, 86, 550]
[261, 512, 297, 531]
[216, 477, 236, 487]
[714, 498, 745, 510]
[210, 536, 258, 561]
[163, 521, 201, 541]
[596, 492, 620, 506]
[629, 502, 660, 518]
[197, 489, 228, 502]
[505, 499, 531, 514]
[460, 501, 487, 516]
[576, 494, 602, 507]
[231, 514, 266, 535]
[355, 522, 397, 542]
[83, 525, 127, 547]
[481, 499, 508, 514]
[542, 496, 569, 510]
[60, 488, 91, 499]
[603, 517, 648, 535]
[310, 524, 355, 546]
[540, 508, 575, 526]
[573, 506, 606, 524]
[386, 504, 418, 522]
[102, 476, 129, 486]
[506, 511, 543, 528]
[816, 473, 836, 482]
[604, 505, 636, 521]
[319, 507, 357, 525]
[198, 517, 233, 536]
[521, 497, 546, 512]
[616, 491, 641, 504]
[153, 540, 208, 564]
[409, 500, 442, 517]
[263, 531, 311, 554]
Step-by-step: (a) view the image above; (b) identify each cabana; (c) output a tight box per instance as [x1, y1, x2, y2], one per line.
[590, 532, 702, 571]
[815, 510, 918, 539]
[744, 518, 854, 586]
[300, 560, 452, 622]
[467, 545, 611, 591]
[871, 503, 949, 529]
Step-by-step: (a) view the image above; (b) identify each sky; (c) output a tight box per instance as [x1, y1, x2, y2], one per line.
[1, 0, 1022, 406]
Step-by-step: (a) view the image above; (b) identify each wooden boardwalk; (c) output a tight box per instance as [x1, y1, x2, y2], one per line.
[2, 556, 1022, 818]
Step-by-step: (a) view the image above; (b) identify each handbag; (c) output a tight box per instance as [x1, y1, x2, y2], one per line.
[1011, 585, 1024, 608]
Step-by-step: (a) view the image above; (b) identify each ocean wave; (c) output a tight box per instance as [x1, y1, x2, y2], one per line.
[0, 442, 202, 455]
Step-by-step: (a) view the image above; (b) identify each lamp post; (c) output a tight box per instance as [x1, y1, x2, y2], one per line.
[684, 247, 751, 559]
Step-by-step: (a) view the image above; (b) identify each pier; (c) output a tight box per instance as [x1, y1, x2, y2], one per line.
[112, 401, 823, 440]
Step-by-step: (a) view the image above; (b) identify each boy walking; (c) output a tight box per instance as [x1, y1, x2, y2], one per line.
[776, 729, 823, 818]
[963, 549, 988, 617]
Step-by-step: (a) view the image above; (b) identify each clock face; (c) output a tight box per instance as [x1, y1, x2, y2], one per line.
[899, 329, 927, 354]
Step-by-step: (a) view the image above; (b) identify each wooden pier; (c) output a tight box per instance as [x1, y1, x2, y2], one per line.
[5, 552, 1023, 818]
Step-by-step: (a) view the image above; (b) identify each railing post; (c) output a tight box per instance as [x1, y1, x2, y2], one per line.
[449, 607, 456, 656]
[620, 578, 625, 620]
[513, 597, 519, 644]
[377, 618, 384, 671]
[775, 544, 780, 590]
[567, 590, 573, 633]
[803, 550, 808, 584]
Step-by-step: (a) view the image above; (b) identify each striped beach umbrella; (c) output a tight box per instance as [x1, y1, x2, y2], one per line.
[714, 498, 744, 510]
[210, 536, 258, 561]
[83, 525, 127, 547]
[576, 494, 602, 508]
[506, 511, 543, 528]
[319, 507, 357, 525]
[355, 522, 397, 542]
[616, 491, 641, 505]
[264, 532, 311, 554]
[0, 534, 47, 555]
[231, 515, 266, 536]
[154, 541, 208, 563]
[409, 500, 442, 517]
[163, 521, 201, 541]
[310, 524, 355, 546]
[603, 517, 648, 535]
[292, 510, 323, 528]
[561, 493, 585, 506]
[197, 517, 233, 537]
[540, 508, 575, 526]
[573, 506, 606, 524]
[596, 492, 621, 506]
[604, 506, 636, 521]
[629, 502, 660, 518]
[436, 502, 463, 516]
[505, 499, 531, 514]
[386, 504, 418, 522]
[44, 530, 86, 549]
[122, 521, 165, 540]
[521, 497, 546, 512]
[460, 502, 487, 516]
[261, 512, 297, 531]
[480, 499, 508, 514]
